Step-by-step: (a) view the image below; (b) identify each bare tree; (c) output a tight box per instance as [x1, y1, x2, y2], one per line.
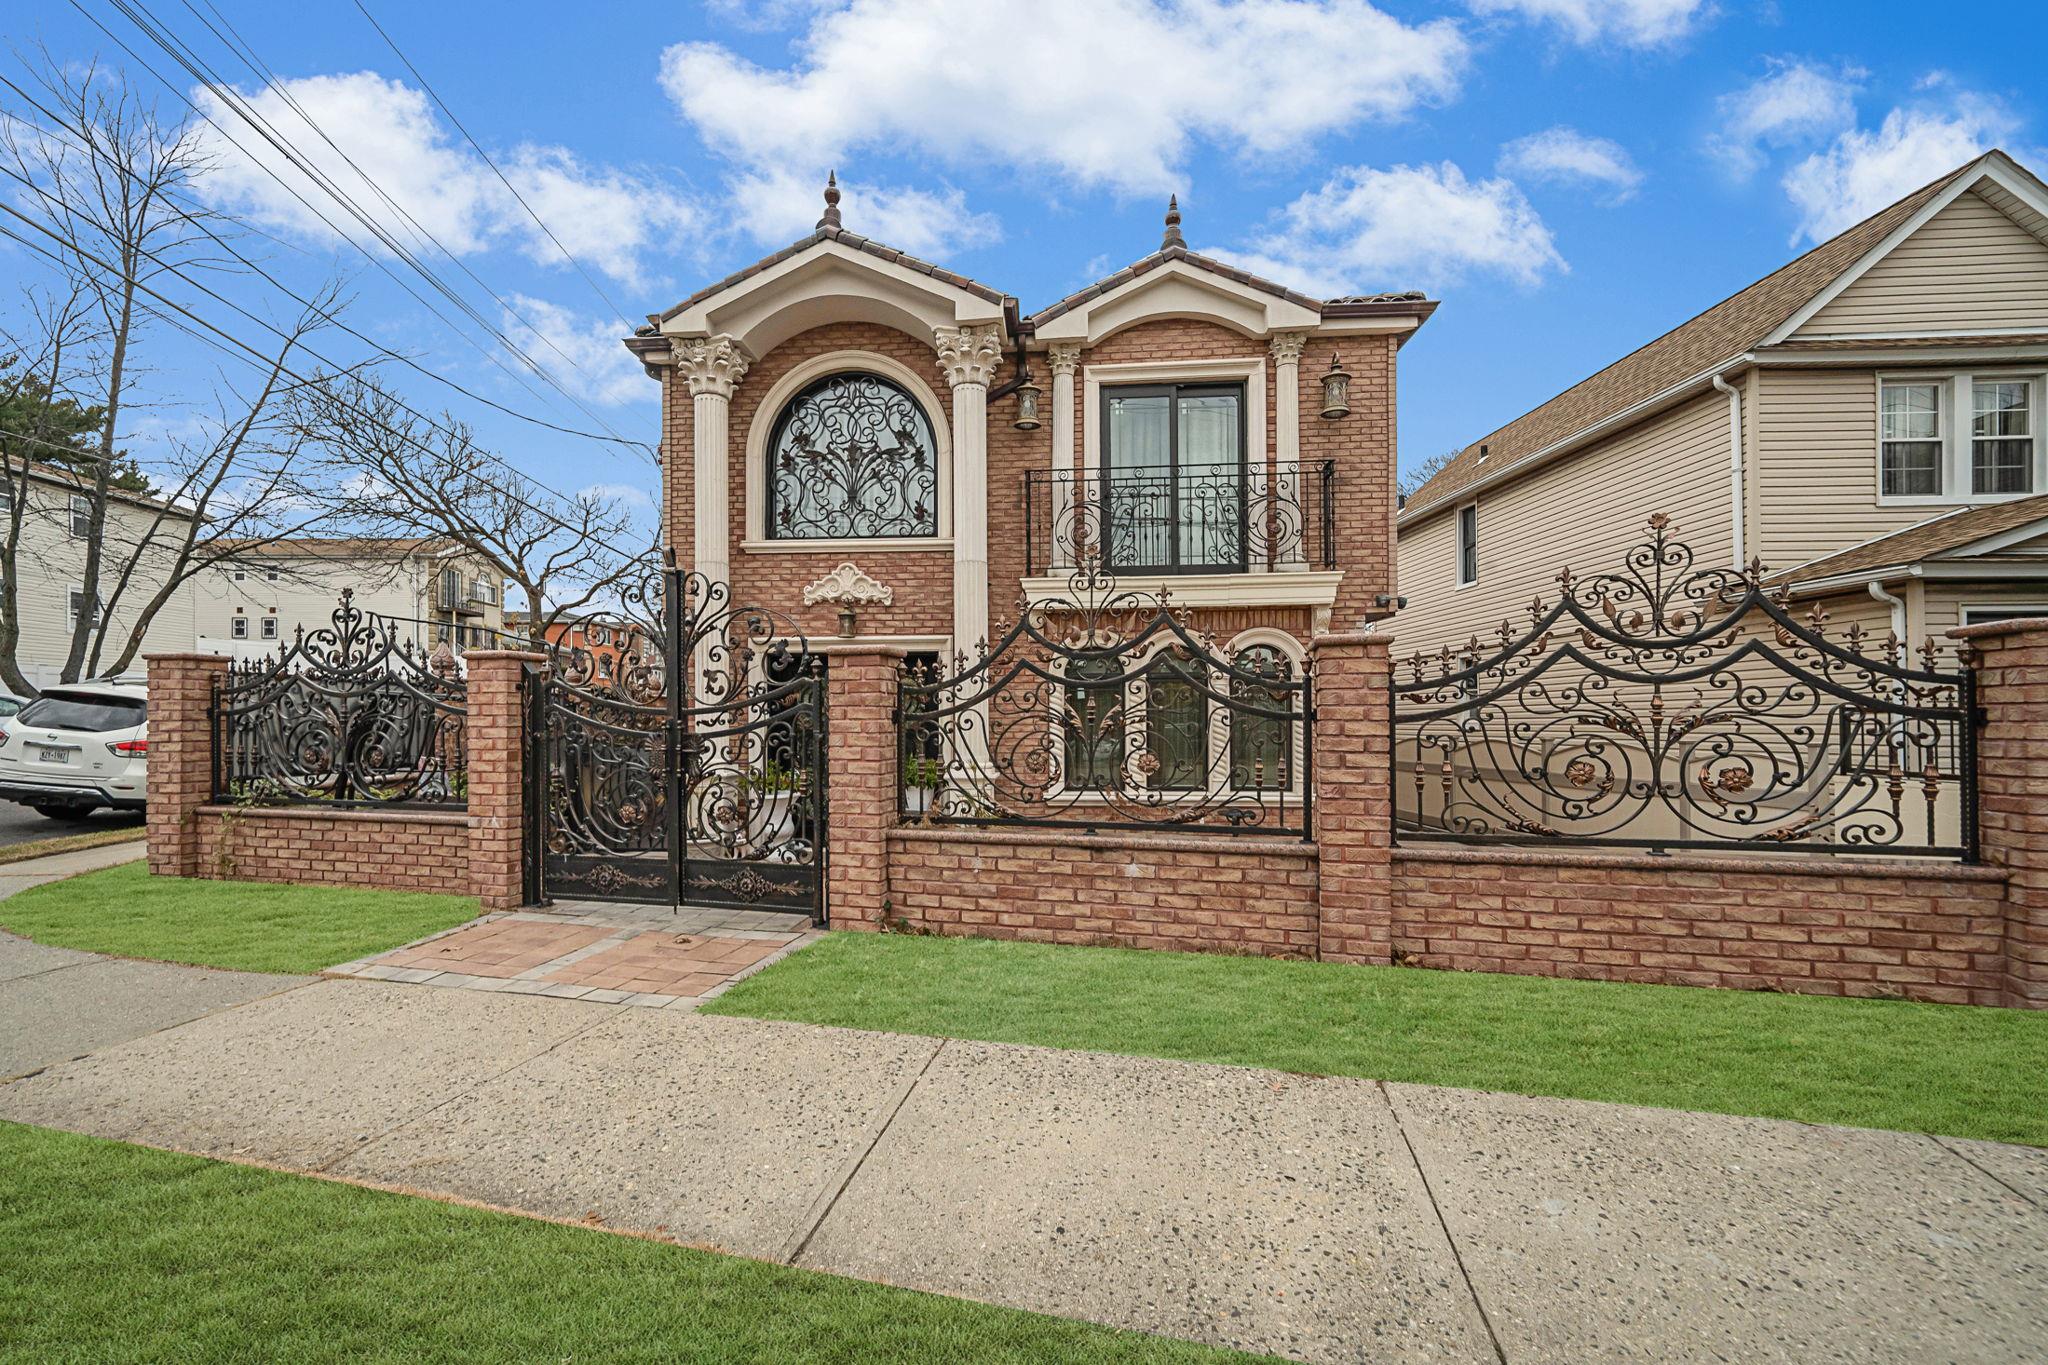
[290, 369, 652, 640]
[0, 55, 351, 690]
[1397, 447, 1462, 500]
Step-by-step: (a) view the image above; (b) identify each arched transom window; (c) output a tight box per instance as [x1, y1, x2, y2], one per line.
[765, 372, 939, 540]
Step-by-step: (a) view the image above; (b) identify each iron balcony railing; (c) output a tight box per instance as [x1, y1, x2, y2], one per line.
[1023, 459, 1336, 577]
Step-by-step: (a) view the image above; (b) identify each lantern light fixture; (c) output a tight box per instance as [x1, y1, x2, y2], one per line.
[1319, 354, 1351, 419]
[1012, 372, 1043, 430]
[837, 604, 857, 637]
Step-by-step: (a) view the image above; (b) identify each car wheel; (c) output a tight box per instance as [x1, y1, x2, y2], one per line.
[31, 804, 96, 822]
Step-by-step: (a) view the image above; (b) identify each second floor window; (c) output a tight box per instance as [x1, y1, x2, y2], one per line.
[68, 588, 97, 628]
[1456, 503, 1479, 586]
[261, 616, 279, 640]
[767, 372, 940, 540]
[231, 617, 248, 639]
[69, 494, 91, 538]
[1102, 382, 1245, 573]
[1881, 373, 2042, 501]
[1974, 380, 2034, 495]
[439, 568, 460, 611]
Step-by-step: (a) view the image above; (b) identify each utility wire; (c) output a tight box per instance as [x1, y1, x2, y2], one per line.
[0, 210, 612, 543]
[65, 0, 648, 456]
[0, 86, 651, 451]
[341, 0, 635, 330]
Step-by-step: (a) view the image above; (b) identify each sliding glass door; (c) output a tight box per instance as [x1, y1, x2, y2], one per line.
[1102, 382, 1246, 573]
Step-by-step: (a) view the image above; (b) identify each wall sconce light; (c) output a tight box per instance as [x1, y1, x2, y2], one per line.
[837, 604, 858, 637]
[1012, 373, 1043, 430]
[1319, 354, 1351, 419]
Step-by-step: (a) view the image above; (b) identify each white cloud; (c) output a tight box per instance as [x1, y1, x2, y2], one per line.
[499, 295, 650, 408]
[1465, 0, 1707, 47]
[725, 167, 999, 259]
[1706, 58, 1863, 178]
[1782, 92, 2014, 244]
[1498, 127, 1642, 200]
[191, 72, 695, 286]
[660, 0, 1466, 205]
[1216, 162, 1565, 296]
[578, 481, 657, 512]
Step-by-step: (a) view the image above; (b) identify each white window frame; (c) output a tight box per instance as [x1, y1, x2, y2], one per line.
[67, 588, 97, 629]
[68, 493, 91, 538]
[1960, 603, 2048, 627]
[1455, 501, 1479, 588]
[1876, 371, 2048, 507]
[260, 615, 279, 640]
[230, 616, 248, 639]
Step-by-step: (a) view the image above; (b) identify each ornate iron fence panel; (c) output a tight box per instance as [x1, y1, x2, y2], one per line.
[534, 564, 827, 918]
[1392, 515, 1979, 859]
[899, 560, 1312, 837]
[213, 591, 469, 809]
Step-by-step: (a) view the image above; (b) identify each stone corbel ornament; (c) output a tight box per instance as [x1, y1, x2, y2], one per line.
[801, 561, 895, 608]
[1046, 342, 1082, 378]
[933, 323, 1005, 389]
[674, 334, 751, 399]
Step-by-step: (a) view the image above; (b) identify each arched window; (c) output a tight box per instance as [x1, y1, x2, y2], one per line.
[1063, 654, 1123, 791]
[765, 372, 939, 539]
[1230, 644, 1295, 791]
[1143, 647, 1207, 792]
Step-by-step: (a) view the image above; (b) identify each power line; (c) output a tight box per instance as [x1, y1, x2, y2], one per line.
[342, 0, 635, 330]
[64, 0, 648, 455]
[0, 84, 651, 450]
[0, 209, 615, 544]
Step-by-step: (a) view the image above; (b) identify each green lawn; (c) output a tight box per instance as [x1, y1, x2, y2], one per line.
[0, 862, 477, 975]
[0, 1122, 1262, 1364]
[706, 933, 2048, 1147]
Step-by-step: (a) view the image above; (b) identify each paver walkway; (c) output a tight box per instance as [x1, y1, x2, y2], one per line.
[326, 898, 817, 1008]
[3, 963, 2043, 1363]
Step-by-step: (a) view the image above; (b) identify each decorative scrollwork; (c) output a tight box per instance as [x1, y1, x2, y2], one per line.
[766, 371, 939, 540]
[1024, 460, 1335, 575]
[899, 554, 1311, 836]
[1393, 514, 1977, 859]
[214, 590, 468, 808]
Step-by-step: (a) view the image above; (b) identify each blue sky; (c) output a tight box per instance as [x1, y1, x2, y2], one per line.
[10, 0, 2048, 526]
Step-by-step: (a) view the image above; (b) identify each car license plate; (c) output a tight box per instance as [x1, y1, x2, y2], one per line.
[37, 746, 74, 765]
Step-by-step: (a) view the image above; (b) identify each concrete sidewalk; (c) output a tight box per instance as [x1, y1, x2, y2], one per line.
[3, 973, 2043, 1363]
[0, 840, 310, 1078]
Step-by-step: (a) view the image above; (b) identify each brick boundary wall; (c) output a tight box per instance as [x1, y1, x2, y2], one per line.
[1953, 618, 2048, 1006]
[1390, 846, 2011, 1006]
[887, 827, 1321, 956]
[192, 805, 471, 893]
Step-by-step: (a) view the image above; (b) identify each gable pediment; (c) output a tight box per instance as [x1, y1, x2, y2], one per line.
[1033, 256, 1323, 345]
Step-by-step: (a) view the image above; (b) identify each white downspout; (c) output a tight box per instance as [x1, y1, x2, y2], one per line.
[1868, 579, 1908, 645]
[1712, 372, 1744, 570]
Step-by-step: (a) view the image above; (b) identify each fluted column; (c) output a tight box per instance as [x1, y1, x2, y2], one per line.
[675, 335, 750, 589]
[934, 323, 1004, 657]
[1270, 332, 1307, 571]
[1048, 343, 1082, 569]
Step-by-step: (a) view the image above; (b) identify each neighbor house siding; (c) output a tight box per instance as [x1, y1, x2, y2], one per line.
[1748, 367, 1942, 564]
[1795, 192, 2048, 338]
[1391, 390, 1730, 660]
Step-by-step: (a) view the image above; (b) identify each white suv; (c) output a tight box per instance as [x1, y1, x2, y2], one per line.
[0, 679, 149, 820]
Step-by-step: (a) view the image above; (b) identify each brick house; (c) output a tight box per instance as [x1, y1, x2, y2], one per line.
[622, 183, 1435, 679]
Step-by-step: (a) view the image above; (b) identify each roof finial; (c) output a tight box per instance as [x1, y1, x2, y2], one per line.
[1162, 194, 1184, 250]
[818, 170, 842, 230]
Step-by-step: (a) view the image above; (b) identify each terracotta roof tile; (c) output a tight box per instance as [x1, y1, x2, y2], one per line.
[1026, 245, 1329, 327]
[656, 227, 1014, 324]
[1403, 156, 1991, 521]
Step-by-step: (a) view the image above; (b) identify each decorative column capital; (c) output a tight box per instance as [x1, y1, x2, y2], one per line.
[674, 334, 751, 399]
[1269, 332, 1308, 366]
[1046, 342, 1083, 378]
[933, 323, 1005, 389]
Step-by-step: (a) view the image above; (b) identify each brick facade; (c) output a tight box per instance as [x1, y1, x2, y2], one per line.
[192, 805, 470, 892]
[820, 642, 906, 930]
[144, 652, 229, 878]
[464, 650, 545, 910]
[1309, 632, 1394, 964]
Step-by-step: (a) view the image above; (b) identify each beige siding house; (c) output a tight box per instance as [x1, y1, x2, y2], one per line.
[2, 465, 198, 690]
[1394, 149, 2048, 660]
[192, 537, 510, 662]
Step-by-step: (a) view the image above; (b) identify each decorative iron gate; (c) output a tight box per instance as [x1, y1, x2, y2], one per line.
[532, 564, 827, 918]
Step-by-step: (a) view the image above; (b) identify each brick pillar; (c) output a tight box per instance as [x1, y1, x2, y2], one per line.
[820, 642, 906, 931]
[1953, 619, 2048, 1008]
[464, 650, 546, 910]
[1310, 631, 1394, 964]
[144, 652, 230, 879]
